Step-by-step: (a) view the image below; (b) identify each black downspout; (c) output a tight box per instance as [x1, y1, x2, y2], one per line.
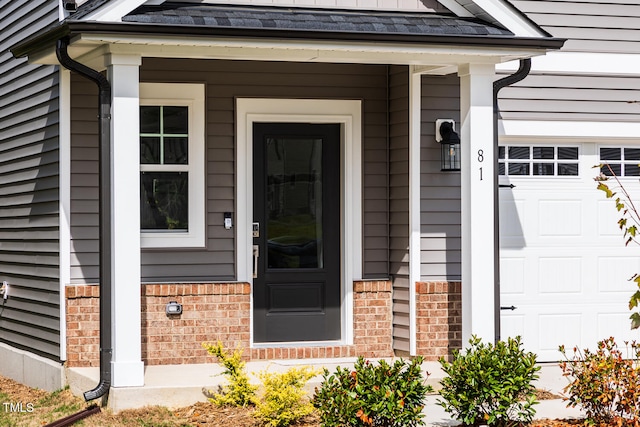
[492, 59, 531, 343]
[56, 37, 112, 402]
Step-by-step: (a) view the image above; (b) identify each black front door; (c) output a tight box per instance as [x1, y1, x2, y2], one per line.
[253, 123, 341, 343]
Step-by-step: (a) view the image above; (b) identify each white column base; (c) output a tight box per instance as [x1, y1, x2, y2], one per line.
[111, 360, 145, 387]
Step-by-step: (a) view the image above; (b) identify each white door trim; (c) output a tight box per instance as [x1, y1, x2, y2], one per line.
[236, 98, 362, 346]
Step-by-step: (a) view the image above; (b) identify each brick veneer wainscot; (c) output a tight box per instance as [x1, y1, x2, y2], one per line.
[65, 280, 393, 367]
[415, 281, 462, 361]
[65, 285, 100, 367]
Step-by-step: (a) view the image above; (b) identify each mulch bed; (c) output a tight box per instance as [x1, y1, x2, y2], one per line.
[0, 374, 599, 427]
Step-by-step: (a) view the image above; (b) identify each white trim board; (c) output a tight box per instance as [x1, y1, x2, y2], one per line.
[236, 98, 363, 346]
[501, 120, 640, 139]
[497, 52, 640, 76]
[59, 68, 71, 362]
[438, 0, 545, 37]
[408, 67, 421, 356]
[81, 0, 147, 22]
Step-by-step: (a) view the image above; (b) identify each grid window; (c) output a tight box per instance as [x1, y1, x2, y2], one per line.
[600, 147, 640, 177]
[140, 106, 190, 231]
[139, 83, 205, 248]
[499, 145, 579, 177]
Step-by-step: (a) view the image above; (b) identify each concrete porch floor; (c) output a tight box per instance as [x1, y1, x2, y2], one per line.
[66, 360, 584, 424]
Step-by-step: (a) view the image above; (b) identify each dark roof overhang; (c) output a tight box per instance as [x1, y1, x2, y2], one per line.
[12, 4, 564, 60]
[11, 3, 565, 68]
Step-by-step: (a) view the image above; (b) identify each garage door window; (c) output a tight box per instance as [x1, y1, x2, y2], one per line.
[600, 147, 640, 177]
[499, 146, 579, 177]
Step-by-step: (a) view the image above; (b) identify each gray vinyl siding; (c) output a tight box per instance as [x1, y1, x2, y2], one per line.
[388, 71, 463, 353]
[69, 75, 98, 284]
[420, 75, 461, 280]
[497, 1, 640, 123]
[70, 59, 390, 283]
[513, 0, 640, 53]
[496, 72, 640, 123]
[0, 0, 61, 360]
[389, 66, 410, 353]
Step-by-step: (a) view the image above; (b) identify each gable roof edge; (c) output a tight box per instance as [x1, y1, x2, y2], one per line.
[439, 0, 549, 38]
[78, 0, 147, 22]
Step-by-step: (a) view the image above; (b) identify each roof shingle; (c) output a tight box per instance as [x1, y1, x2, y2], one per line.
[118, 3, 513, 37]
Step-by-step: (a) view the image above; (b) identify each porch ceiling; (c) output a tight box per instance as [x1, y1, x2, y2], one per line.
[12, 4, 564, 73]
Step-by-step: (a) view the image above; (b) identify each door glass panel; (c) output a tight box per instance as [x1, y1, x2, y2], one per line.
[266, 137, 323, 269]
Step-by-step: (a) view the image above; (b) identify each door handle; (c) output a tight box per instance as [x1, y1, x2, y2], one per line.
[253, 245, 259, 278]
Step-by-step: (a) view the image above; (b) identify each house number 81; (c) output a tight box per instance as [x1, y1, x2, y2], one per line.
[478, 149, 484, 181]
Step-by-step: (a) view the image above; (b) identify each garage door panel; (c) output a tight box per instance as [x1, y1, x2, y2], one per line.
[539, 257, 582, 294]
[597, 200, 626, 237]
[539, 200, 582, 236]
[597, 312, 640, 344]
[501, 257, 525, 295]
[538, 313, 582, 354]
[500, 313, 525, 342]
[598, 256, 640, 293]
[500, 198, 527, 248]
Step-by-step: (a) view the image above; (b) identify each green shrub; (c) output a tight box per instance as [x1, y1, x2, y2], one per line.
[438, 335, 539, 427]
[202, 341, 257, 407]
[254, 366, 318, 427]
[559, 337, 640, 425]
[312, 356, 430, 427]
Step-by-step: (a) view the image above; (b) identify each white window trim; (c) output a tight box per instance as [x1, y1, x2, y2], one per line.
[236, 98, 362, 346]
[139, 83, 206, 248]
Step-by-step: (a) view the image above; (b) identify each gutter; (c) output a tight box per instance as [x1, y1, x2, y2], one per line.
[55, 37, 113, 402]
[492, 58, 531, 342]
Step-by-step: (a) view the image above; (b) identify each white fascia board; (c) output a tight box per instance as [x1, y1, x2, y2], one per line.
[473, 0, 545, 37]
[436, 0, 474, 17]
[439, 0, 544, 37]
[61, 35, 543, 69]
[498, 51, 640, 76]
[81, 0, 148, 22]
[501, 120, 640, 139]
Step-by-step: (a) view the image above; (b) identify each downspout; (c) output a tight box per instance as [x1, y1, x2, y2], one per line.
[492, 58, 531, 343]
[56, 37, 113, 402]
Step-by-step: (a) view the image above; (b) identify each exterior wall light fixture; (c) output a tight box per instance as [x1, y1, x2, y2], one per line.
[435, 119, 461, 171]
[63, 1, 78, 12]
[166, 301, 183, 316]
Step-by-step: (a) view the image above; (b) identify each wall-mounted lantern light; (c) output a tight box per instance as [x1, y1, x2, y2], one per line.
[435, 119, 461, 171]
[63, 1, 77, 12]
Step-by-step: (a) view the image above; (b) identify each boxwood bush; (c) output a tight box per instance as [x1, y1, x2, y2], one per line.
[312, 356, 431, 427]
[438, 336, 540, 427]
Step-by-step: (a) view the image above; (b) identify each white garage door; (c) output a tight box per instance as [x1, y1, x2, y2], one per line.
[499, 143, 640, 361]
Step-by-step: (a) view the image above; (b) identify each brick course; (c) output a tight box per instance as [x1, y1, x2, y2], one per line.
[415, 281, 462, 361]
[65, 280, 392, 367]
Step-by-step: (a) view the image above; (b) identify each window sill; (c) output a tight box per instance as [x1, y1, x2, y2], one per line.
[141, 231, 205, 249]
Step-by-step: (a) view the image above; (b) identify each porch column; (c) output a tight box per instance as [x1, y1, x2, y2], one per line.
[408, 67, 422, 355]
[106, 53, 144, 387]
[459, 63, 496, 344]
